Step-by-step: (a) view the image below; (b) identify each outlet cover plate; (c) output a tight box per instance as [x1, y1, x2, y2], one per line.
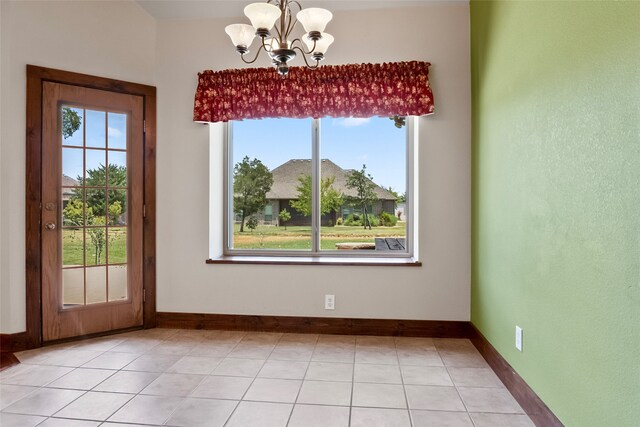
[325, 294, 335, 310]
[515, 326, 523, 351]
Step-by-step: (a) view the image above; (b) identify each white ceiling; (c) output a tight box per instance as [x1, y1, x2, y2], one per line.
[136, 0, 459, 21]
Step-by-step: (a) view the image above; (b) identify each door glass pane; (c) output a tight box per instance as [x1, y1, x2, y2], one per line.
[108, 112, 127, 149]
[320, 117, 407, 251]
[86, 266, 107, 304]
[62, 268, 84, 307]
[108, 265, 127, 301]
[107, 189, 127, 225]
[62, 188, 85, 227]
[107, 151, 127, 187]
[230, 118, 312, 251]
[86, 149, 106, 184]
[61, 106, 83, 147]
[62, 229, 84, 267]
[63, 147, 84, 184]
[108, 227, 127, 264]
[85, 189, 107, 220]
[86, 227, 107, 266]
[86, 110, 106, 148]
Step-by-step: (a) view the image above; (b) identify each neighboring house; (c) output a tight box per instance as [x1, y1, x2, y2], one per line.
[246, 159, 397, 226]
[62, 175, 79, 208]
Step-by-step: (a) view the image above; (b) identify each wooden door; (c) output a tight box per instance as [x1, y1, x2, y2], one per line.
[41, 82, 144, 341]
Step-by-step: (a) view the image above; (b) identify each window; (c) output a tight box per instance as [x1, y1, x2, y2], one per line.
[224, 116, 416, 258]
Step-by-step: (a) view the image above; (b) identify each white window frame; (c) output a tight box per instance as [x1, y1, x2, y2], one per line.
[222, 116, 418, 259]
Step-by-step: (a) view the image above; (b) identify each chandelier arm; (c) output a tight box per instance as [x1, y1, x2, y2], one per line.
[284, 1, 302, 39]
[240, 43, 268, 64]
[292, 46, 320, 69]
[290, 37, 316, 55]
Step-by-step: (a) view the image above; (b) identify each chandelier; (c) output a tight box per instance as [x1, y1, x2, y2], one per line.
[225, 1, 334, 77]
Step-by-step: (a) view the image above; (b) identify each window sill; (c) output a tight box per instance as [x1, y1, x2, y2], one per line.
[206, 256, 421, 267]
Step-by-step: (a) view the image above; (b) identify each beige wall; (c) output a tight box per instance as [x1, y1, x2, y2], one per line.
[0, 1, 156, 333]
[0, 1, 471, 333]
[155, 4, 471, 320]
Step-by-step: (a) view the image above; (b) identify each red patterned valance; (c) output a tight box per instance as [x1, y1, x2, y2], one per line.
[193, 61, 434, 123]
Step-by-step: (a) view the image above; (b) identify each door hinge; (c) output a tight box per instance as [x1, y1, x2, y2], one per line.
[143, 289, 146, 302]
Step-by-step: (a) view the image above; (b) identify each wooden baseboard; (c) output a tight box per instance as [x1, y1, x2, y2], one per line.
[157, 312, 471, 338]
[469, 324, 563, 427]
[0, 332, 30, 371]
[0, 352, 20, 371]
[0, 332, 30, 353]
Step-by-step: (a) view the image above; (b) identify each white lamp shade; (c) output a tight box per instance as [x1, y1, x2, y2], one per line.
[225, 24, 256, 47]
[244, 2, 281, 30]
[296, 8, 332, 33]
[265, 38, 290, 50]
[304, 32, 334, 54]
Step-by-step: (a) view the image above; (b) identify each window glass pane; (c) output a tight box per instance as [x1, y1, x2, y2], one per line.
[108, 189, 127, 225]
[86, 149, 106, 184]
[63, 147, 84, 185]
[61, 106, 83, 146]
[86, 266, 107, 304]
[86, 109, 106, 148]
[320, 117, 407, 252]
[62, 228, 84, 267]
[107, 151, 127, 187]
[62, 268, 84, 307]
[86, 189, 107, 219]
[86, 227, 107, 266]
[231, 118, 312, 251]
[108, 227, 127, 264]
[108, 265, 127, 301]
[107, 112, 127, 149]
[62, 188, 85, 227]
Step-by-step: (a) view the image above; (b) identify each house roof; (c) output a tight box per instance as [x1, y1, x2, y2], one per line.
[62, 174, 79, 187]
[266, 159, 397, 201]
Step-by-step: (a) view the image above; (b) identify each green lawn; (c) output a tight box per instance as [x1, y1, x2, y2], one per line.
[63, 228, 127, 266]
[232, 223, 406, 250]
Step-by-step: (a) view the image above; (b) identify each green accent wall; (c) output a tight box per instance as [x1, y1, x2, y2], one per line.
[470, 1, 639, 426]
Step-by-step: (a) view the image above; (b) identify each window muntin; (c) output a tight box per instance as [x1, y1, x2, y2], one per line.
[225, 117, 414, 257]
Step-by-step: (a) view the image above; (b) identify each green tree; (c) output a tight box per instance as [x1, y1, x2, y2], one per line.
[246, 216, 258, 232]
[87, 216, 107, 264]
[290, 174, 344, 222]
[278, 209, 291, 230]
[63, 198, 85, 227]
[345, 164, 378, 230]
[108, 200, 123, 225]
[73, 164, 127, 218]
[62, 107, 82, 139]
[233, 156, 273, 232]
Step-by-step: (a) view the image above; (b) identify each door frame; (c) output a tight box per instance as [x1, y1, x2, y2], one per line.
[26, 65, 156, 348]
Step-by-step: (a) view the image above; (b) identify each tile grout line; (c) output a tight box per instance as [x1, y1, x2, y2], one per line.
[348, 337, 356, 427]
[285, 333, 320, 426]
[222, 331, 282, 427]
[440, 346, 475, 425]
[396, 338, 414, 427]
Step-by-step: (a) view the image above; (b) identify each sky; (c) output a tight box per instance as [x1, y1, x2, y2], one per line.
[232, 116, 407, 194]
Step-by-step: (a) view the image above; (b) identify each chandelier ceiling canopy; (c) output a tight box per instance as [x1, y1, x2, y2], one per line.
[225, 0, 334, 77]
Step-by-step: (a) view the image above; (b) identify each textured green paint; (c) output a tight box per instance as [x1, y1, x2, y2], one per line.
[470, 2, 639, 426]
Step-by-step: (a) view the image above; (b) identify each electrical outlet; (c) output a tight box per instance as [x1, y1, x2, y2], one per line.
[324, 294, 335, 310]
[515, 326, 523, 351]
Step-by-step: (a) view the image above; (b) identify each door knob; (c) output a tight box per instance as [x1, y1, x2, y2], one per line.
[45, 222, 56, 230]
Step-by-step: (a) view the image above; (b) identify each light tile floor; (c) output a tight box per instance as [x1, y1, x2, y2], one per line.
[1, 329, 535, 426]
